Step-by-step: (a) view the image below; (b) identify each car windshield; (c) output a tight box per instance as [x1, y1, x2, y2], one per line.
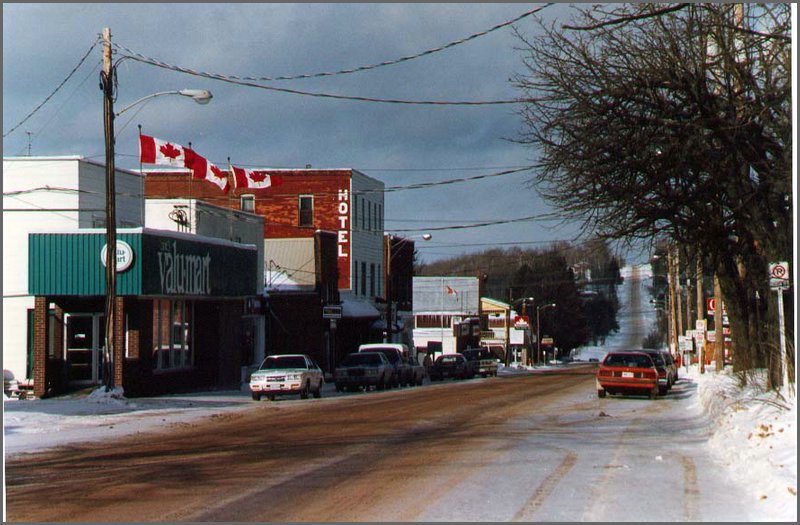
[603, 353, 653, 368]
[362, 348, 399, 363]
[260, 356, 307, 370]
[341, 353, 382, 366]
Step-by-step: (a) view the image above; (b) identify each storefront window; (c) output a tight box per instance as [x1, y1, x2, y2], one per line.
[152, 299, 193, 370]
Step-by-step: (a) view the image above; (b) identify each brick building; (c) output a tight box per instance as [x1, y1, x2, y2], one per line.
[143, 168, 385, 300]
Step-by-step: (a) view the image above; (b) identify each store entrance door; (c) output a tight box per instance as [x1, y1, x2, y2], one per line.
[65, 313, 105, 386]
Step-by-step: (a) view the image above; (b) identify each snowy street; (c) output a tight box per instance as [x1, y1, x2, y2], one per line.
[3, 266, 796, 521]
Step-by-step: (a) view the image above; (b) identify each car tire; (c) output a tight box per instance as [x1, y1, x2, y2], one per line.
[313, 381, 322, 398]
[335, 383, 342, 392]
[416, 375, 424, 386]
[300, 382, 310, 399]
[659, 385, 668, 396]
[597, 389, 606, 398]
[648, 386, 658, 400]
[377, 376, 386, 391]
[267, 394, 275, 401]
[252, 392, 261, 401]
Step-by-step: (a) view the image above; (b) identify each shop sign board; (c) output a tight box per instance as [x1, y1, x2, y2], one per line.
[101, 240, 135, 272]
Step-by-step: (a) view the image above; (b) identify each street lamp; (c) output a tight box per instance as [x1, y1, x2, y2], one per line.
[384, 233, 431, 343]
[100, 27, 212, 391]
[115, 90, 213, 116]
[536, 303, 556, 366]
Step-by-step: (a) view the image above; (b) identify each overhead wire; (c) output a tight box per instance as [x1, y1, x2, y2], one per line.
[3, 39, 100, 138]
[112, 4, 551, 82]
[112, 55, 529, 106]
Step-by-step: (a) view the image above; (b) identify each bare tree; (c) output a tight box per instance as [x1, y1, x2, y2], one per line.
[513, 4, 792, 384]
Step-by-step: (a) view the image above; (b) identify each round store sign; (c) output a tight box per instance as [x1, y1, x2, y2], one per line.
[101, 240, 134, 272]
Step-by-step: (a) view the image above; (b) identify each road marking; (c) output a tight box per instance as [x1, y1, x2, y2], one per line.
[512, 450, 578, 521]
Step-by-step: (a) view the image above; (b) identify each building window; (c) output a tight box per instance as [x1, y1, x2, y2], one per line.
[367, 202, 372, 232]
[152, 299, 193, 370]
[378, 204, 382, 232]
[353, 261, 358, 294]
[370, 263, 376, 297]
[299, 195, 313, 227]
[240, 194, 255, 212]
[361, 261, 367, 296]
[361, 198, 366, 230]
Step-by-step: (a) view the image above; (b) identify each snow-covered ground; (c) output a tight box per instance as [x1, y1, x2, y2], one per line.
[3, 264, 796, 521]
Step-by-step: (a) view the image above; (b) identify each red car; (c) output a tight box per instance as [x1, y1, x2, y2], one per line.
[596, 351, 660, 399]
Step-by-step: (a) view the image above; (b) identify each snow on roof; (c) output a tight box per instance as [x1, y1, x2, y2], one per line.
[340, 292, 380, 318]
[264, 270, 313, 292]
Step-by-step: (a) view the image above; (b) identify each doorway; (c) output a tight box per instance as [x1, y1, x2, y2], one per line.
[65, 313, 105, 385]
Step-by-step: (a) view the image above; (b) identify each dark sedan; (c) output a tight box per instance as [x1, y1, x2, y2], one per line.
[429, 353, 474, 381]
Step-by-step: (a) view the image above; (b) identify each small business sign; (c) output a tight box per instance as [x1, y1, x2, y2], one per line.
[541, 337, 554, 345]
[707, 298, 728, 316]
[322, 305, 342, 319]
[696, 319, 706, 332]
[769, 261, 790, 289]
[101, 240, 134, 273]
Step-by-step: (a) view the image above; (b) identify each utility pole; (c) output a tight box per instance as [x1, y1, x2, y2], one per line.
[101, 27, 117, 391]
[714, 274, 724, 371]
[505, 288, 512, 366]
[675, 247, 684, 340]
[696, 256, 706, 373]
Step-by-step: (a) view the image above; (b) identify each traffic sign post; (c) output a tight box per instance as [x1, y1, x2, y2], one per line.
[769, 262, 790, 388]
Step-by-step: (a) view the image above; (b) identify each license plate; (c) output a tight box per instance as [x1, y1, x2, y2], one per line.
[622, 372, 634, 378]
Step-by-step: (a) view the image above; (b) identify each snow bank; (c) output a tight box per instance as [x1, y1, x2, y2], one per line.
[691, 365, 797, 520]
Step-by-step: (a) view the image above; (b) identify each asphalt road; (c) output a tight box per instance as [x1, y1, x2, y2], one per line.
[5, 367, 753, 522]
[4, 266, 755, 521]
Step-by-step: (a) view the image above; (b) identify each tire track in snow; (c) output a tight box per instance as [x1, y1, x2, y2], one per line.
[512, 449, 578, 521]
[681, 454, 701, 521]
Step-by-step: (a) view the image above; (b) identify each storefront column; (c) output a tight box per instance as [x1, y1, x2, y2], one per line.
[33, 296, 49, 398]
[114, 297, 125, 388]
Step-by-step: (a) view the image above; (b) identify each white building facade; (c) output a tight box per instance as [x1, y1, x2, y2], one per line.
[2, 156, 144, 382]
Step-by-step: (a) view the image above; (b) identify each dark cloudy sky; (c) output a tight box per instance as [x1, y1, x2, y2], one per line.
[3, 3, 609, 264]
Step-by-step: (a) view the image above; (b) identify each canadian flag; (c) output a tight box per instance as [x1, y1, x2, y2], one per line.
[184, 148, 229, 192]
[139, 134, 187, 166]
[232, 166, 283, 190]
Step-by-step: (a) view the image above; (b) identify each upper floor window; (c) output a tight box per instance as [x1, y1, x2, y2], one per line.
[299, 195, 313, 227]
[240, 194, 255, 213]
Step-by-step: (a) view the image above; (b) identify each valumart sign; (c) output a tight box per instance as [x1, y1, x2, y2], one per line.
[29, 229, 257, 297]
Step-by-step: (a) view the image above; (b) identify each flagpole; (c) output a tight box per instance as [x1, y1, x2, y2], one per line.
[227, 157, 233, 241]
[188, 141, 193, 231]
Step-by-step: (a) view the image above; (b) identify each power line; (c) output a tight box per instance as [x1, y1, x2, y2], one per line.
[115, 54, 529, 106]
[3, 39, 100, 138]
[112, 4, 551, 83]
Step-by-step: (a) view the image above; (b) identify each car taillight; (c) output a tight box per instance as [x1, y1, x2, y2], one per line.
[598, 369, 612, 377]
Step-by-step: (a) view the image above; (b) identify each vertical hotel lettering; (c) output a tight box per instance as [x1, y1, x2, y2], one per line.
[337, 188, 349, 257]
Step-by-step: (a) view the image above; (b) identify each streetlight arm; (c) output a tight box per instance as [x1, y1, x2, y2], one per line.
[115, 89, 213, 116]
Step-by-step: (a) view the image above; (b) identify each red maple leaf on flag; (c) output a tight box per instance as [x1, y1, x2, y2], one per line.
[159, 143, 182, 159]
[249, 171, 268, 183]
[210, 165, 227, 180]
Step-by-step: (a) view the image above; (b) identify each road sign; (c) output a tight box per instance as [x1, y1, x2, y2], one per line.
[769, 261, 790, 289]
[322, 305, 342, 319]
[707, 298, 728, 316]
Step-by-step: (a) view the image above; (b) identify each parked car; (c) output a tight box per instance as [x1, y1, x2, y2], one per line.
[660, 350, 679, 383]
[621, 348, 673, 394]
[359, 343, 415, 387]
[461, 348, 498, 377]
[249, 354, 324, 401]
[334, 352, 393, 392]
[596, 351, 659, 399]
[429, 353, 474, 381]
